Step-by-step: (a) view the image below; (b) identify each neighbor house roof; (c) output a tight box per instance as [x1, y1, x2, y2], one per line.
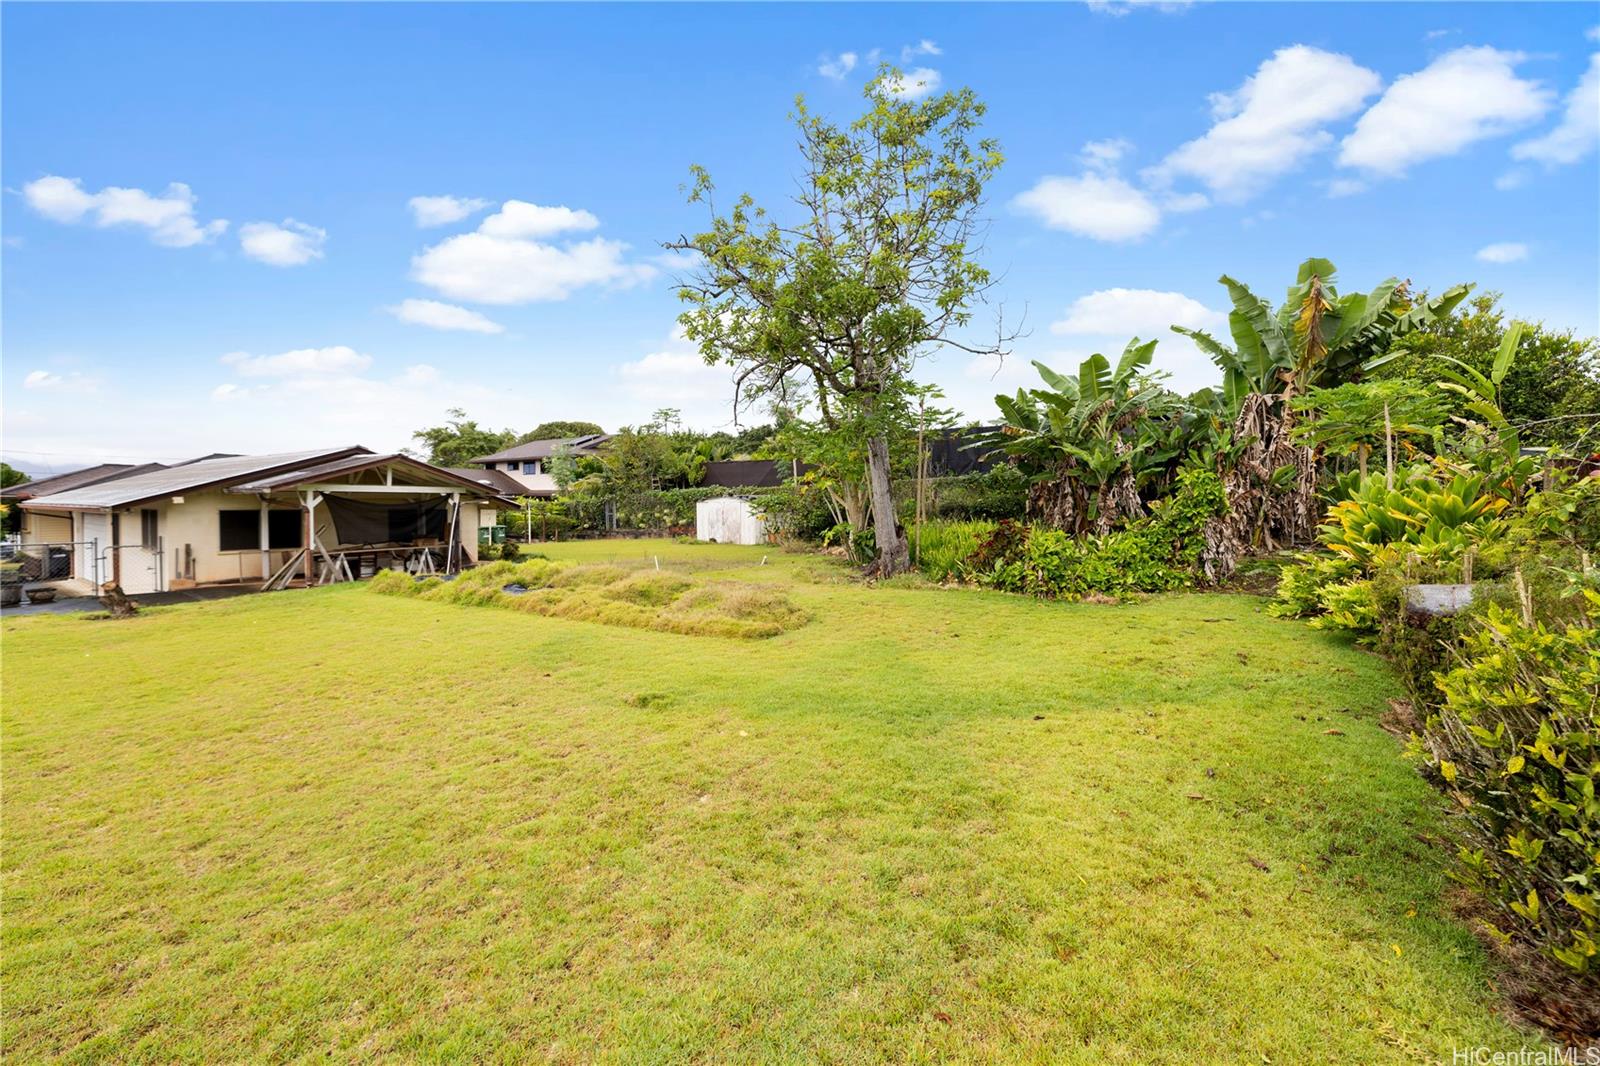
[444, 467, 526, 496]
[2, 462, 167, 502]
[470, 434, 610, 464]
[22, 447, 370, 511]
[228, 453, 509, 498]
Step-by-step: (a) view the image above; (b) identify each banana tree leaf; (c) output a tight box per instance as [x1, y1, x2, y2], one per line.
[1031, 360, 1079, 402]
[1222, 367, 1249, 415]
[1227, 310, 1280, 390]
[1390, 283, 1472, 338]
[1113, 338, 1158, 385]
[1328, 279, 1399, 348]
[1434, 356, 1496, 401]
[1491, 321, 1526, 387]
[1170, 325, 1237, 369]
[1077, 352, 1113, 407]
[1221, 275, 1290, 369]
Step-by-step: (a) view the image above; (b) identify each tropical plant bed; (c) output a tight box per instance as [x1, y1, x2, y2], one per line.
[0, 539, 1543, 1061]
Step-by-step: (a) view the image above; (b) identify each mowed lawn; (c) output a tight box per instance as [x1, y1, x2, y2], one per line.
[2, 540, 1533, 1062]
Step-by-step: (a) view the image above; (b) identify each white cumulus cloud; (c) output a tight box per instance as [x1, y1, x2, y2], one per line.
[386, 298, 505, 334]
[1049, 288, 1225, 337]
[1475, 242, 1529, 264]
[1034, 288, 1227, 393]
[901, 39, 941, 61]
[1511, 53, 1600, 167]
[21, 175, 227, 247]
[1086, 0, 1193, 14]
[407, 195, 493, 227]
[238, 219, 326, 266]
[477, 201, 600, 239]
[1013, 173, 1161, 242]
[410, 201, 654, 305]
[885, 67, 942, 99]
[614, 327, 741, 428]
[818, 52, 858, 80]
[1339, 46, 1552, 176]
[1148, 46, 1381, 202]
[220, 345, 373, 378]
[17, 368, 100, 395]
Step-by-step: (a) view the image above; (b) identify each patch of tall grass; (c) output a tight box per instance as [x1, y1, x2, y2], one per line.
[911, 519, 996, 581]
[369, 560, 807, 639]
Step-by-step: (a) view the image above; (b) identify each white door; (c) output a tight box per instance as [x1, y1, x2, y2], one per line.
[117, 511, 161, 594]
[80, 512, 109, 591]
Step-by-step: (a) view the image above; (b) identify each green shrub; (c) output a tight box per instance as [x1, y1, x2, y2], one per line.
[1411, 598, 1600, 981]
[911, 519, 996, 581]
[1270, 554, 1360, 618]
[968, 468, 1227, 600]
[1307, 579, 1381, 638]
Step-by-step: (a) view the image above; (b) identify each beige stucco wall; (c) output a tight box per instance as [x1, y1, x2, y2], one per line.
[481, 464, 558, 495]
[19, 510, 72, 545]
[152, 492, 320, 586]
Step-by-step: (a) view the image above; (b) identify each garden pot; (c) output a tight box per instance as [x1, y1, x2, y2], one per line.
[0, 570, 21, 608]
[25, 586, 57, 604]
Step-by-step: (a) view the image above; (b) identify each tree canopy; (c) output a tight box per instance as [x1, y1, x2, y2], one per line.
[409, 409, 516, 467]
[668, 68, 1008, 574]
[1377, 292, 1600, 448]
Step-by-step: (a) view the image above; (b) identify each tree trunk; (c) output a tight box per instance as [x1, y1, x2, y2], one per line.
[863, 434, 909, 576]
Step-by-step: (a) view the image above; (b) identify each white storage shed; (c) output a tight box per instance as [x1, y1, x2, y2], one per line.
[695, 496, 767, 545]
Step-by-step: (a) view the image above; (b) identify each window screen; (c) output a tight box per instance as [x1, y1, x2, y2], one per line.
[140, 509, 159, 550]
[218, 510, 259, 551]
[386, 504, 448, 542]
[267, 510, 303, 549]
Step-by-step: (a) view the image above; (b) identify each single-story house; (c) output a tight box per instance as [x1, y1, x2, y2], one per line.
[468, 433, 610, 496]
[19, 446, 512, 594]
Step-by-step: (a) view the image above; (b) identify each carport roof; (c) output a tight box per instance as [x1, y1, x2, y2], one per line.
[228, 453, 506, 496]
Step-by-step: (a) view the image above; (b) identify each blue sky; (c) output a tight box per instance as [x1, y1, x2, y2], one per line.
[4, 2, 1597, 471]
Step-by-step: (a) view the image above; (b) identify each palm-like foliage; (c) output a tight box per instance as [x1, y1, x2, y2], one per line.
[1174, 257, 1472, 413]
[1321, 469, 1508, 570]
[984, 338, 1185, 534]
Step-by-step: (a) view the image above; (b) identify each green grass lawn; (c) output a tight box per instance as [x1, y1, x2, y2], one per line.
[2, 540, 1538, 1062]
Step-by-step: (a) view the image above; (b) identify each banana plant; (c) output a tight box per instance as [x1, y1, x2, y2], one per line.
[982, 338, 1186, 533]
[1174, 257, 1472, 415]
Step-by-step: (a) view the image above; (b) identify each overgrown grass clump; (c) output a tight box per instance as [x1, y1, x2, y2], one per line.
[370, 559, 807, 639]
[911, 519, 996, 581]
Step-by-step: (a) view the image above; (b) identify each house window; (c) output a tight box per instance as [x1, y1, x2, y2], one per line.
[140, 509, 159, 550]
[219, 510, 304, 551]
[522, 461, 542, 475]
[219, 511, 258, 551]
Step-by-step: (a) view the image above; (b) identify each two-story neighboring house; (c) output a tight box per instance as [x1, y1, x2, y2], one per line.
[468, 434, 610, 497]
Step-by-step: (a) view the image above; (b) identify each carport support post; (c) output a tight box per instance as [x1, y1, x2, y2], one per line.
[302, 492, 315, 584]
[259, 498, 270, 583]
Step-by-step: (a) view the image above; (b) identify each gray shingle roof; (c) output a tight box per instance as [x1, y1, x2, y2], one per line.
[470, 434, 609, 464]
[22, 447, 368, 510]
[2, 463, 165, 501]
